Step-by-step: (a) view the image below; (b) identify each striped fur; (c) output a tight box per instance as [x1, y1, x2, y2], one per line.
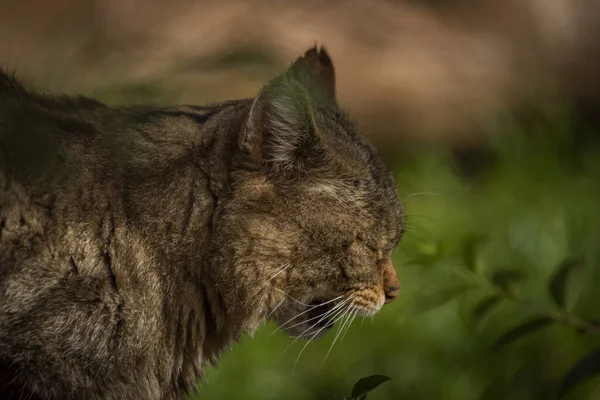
[0, 47, 402, 399]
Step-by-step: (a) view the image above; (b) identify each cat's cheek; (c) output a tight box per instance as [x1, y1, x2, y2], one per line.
[343, 244, 381, 283]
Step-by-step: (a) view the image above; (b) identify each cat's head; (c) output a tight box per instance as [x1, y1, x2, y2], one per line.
[212, 46, 402, 339]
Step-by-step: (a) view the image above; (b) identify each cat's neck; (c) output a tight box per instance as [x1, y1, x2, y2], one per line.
[121, 100, 261, 390]
[120, 100, 252, 255]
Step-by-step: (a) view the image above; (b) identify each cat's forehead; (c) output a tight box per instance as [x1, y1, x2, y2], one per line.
[308, 150, 401, 235]
[304, 101, 402, 227]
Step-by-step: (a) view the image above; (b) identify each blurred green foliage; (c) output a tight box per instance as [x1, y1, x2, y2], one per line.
[184, 104, 600, 399]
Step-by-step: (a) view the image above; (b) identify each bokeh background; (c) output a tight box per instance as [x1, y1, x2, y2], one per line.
[3, 1, 600, 398]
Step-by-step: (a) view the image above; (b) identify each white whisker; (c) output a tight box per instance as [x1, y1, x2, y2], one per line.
[337, 307, 353, 334]
[273, 296, 348, 335]
[281, 298, 351, 349]
[243, 263, 291, 306]
[274, 288, 312, 307]
[292, 306, 352, 371]
[336, 307, 355, 344]
[319, 304, 356, 369]
[340, 310, 358, 343]
[267, 263, 291, 281]
[268, 294, 345, 336]
[275, 289, 343, 308]
[403, 191, 442, 201]
[267, 296, 286, 319]
[283, 298, 348, 353]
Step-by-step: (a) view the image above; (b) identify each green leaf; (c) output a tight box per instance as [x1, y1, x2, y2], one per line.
[351, 375, 390, 399]
[412, 284, 473, 313]
[549, 258, 582, 309]
[491, 269, 525, 294]
[558, 346, 600, 398]
[492, 317, 554, 351]
[461, 234, 487, 272]
[472, 295, 502, 326]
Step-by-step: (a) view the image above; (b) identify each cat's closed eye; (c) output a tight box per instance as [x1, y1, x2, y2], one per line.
[352, 232, 382, 257]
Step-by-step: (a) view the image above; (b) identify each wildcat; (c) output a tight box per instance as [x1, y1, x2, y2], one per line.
[0, 46, 403, 399]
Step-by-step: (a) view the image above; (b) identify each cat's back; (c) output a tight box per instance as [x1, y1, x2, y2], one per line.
[0, 67, 249, 292]
[0, 70, 108, 281]
[0, 68, 111, 256]
[0, 70, 243, 399]
[0, 69, 112, 188]
[0, 69, 184, 280]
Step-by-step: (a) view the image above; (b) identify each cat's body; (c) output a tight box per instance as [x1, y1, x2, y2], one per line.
[0, 93, 251, 398]
[0, 48, 403, 399]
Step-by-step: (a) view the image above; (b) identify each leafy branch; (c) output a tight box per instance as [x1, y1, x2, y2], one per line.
[413, 237, 600, 398]
[458, 255, 600, 398]
[454, 262, 600, 336]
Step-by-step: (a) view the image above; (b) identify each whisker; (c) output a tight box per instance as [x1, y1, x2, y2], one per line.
[266, 296, 286, 319]
[403, 218, 435, 231]
[283, 299, 355, 356]
[337, 306, 355, 338]
[269, 293, 345, 336]
[274, 288, 313, 307]
[275, 289, 344, 309]
[292, 307, 352, 372]
[403, 191, 443, 201]
[279, 298, 351, 346]
[243, 263, 291, 306]
[319, 304, 356, 369]
[263, 263, 291, 286]
[273, 296, 349, 335]
[340, 310, 358, 343]
[336, 308, 356, 346]
[399, 223, 422, 231]
[400, 222, 434, 240]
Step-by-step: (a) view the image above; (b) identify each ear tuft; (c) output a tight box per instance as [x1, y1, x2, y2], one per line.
[289, 45, 336, 103]
[241, 46, 337, 177]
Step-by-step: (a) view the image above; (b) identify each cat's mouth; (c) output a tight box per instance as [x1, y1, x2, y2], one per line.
[303, 299, 337, 335]
[278, 298, 337, 339]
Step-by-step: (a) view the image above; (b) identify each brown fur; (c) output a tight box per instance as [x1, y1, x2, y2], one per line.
[0, 47, 403, 399]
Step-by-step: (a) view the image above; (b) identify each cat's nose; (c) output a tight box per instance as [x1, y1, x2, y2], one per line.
[382, 258, 400, 304]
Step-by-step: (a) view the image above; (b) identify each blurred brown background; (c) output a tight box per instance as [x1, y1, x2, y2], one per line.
[2, 0, 599, 144]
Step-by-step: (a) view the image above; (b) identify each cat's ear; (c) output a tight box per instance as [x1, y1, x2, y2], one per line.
[241, 46, 337, 176]
[242, 77, 323, 176]
[288, 46, 336, 104]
